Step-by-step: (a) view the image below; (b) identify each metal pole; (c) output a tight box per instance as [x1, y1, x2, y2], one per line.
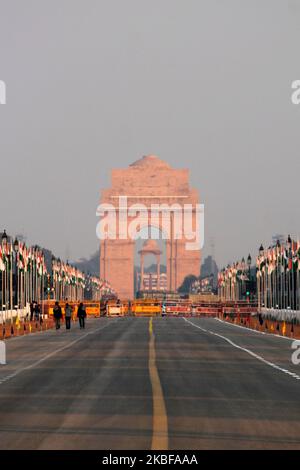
[10, 252, 13, 325]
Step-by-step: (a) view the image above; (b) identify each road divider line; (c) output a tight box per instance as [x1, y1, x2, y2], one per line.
[0, 320, 119, 386]
[149, 317, 168, 450]
[183, 317, 300, 382]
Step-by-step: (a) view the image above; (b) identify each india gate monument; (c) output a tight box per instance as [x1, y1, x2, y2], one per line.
[99, 155, 201, 299]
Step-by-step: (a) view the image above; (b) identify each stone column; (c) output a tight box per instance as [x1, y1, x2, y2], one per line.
[156, 254, 160, 291]
[140, 253, 144, 290]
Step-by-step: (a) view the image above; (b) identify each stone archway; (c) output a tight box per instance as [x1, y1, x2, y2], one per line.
[138, 239, 162, 292]
[99, 155, 201, 299]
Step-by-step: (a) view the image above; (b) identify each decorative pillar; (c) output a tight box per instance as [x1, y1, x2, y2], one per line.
[156, 254, 160, 291]
[140, 253, 144, 291]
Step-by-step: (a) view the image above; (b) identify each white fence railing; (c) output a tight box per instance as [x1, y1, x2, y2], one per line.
[260, 307, 300, 322]
[0, 304, 30, 324]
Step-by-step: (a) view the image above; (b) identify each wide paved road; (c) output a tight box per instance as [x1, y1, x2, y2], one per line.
[0, 316, 300, 450]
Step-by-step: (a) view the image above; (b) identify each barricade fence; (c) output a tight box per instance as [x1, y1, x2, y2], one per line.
[2, 297, 299, 340]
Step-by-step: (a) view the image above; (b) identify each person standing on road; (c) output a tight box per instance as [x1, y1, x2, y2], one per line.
[30, 301, 35, 321]
[53, 301, 62, 330]
[65, 303, 73, 330]
[36, 303, 43, 324]
[77, 302, 87, 329]
[34, 302, 40, 321]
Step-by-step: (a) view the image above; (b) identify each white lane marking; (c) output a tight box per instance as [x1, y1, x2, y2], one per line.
[0, 340, 6, 364]
[183, 317, 300, 382]
[214, 317, 295, 342]
[0, 320, 119, 386]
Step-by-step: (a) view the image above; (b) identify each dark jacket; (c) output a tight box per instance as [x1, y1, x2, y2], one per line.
[65, 305, 73, 318]
[53, 305, 62, 319]
[77, 305, 87, 318]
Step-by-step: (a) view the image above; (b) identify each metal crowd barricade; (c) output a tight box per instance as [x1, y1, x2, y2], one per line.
[132, 299, 161, 317]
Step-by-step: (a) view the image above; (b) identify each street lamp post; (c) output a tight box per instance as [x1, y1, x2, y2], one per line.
[247, 254, 252, 276]
[287, 235, 292, 309]
[227, 264, 230, 301]
[276, 239, 281, 310]
[47, 274, 51, 300]
[57, 258, 61, 301]
[13, 238, 19, 310]
[241, 257, 246, 300]
[1, 230, 8, 247]
[2, 231, 14, 325]
[1, 230, 8, 320]
[247, 254, 252, 302]
[259, 244, 264, 310]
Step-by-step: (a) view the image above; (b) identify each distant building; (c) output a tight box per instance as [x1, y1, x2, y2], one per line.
[201, 255, 218, 289]
[138, 273, 167, 292]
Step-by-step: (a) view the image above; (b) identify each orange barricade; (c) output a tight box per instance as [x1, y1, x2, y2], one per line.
[44, 300, 100, 318]
[0, 326, 4, 340]
[166, 302, 191, 316]
[220, 308, 300, 340]
[132, 300, 161, 316]
[0, 317, 55, 340]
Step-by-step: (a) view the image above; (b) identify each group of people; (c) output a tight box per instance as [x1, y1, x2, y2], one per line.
[53, 302, 87, 331]
[28, 301, 42, 322]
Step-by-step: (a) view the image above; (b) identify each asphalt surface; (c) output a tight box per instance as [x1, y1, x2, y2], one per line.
[0, 316, 300, 450]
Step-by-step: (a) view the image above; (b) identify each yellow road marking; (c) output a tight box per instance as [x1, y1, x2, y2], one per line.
[149, 317, 153, 335]
[149, 317, 168, 450]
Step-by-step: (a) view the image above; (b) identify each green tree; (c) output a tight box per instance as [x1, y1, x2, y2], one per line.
[178, 274, 198, 293]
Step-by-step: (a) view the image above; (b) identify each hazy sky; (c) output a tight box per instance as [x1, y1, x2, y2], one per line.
[0, 0, 299, 269]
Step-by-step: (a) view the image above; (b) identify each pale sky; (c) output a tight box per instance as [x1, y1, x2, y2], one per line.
[0, 0, 299, 269]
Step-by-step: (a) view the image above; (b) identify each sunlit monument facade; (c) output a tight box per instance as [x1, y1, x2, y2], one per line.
[99, 155, 201, 299]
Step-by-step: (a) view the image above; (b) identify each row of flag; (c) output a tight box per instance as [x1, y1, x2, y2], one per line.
[1, 232, 115, 307]
[256, 236, 300, 311]
[84, 275, 115, 301]
[0, 243, 47, 276]
[89, 276, 114, 292]
[218, 235, 300, 309]
[51, 261, 114, 291]
[218, 260, 250, 288]
[52, 258, 85, 288]
[256, 237, 300, 277]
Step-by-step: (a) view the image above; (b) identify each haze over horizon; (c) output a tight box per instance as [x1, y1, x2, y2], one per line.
[0, 1, 300, 269]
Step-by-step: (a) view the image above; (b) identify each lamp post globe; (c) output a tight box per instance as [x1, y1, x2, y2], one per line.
[1, 230, 8, 248]
[247, 254, 251, 268]
[13, 237, 19, 253]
